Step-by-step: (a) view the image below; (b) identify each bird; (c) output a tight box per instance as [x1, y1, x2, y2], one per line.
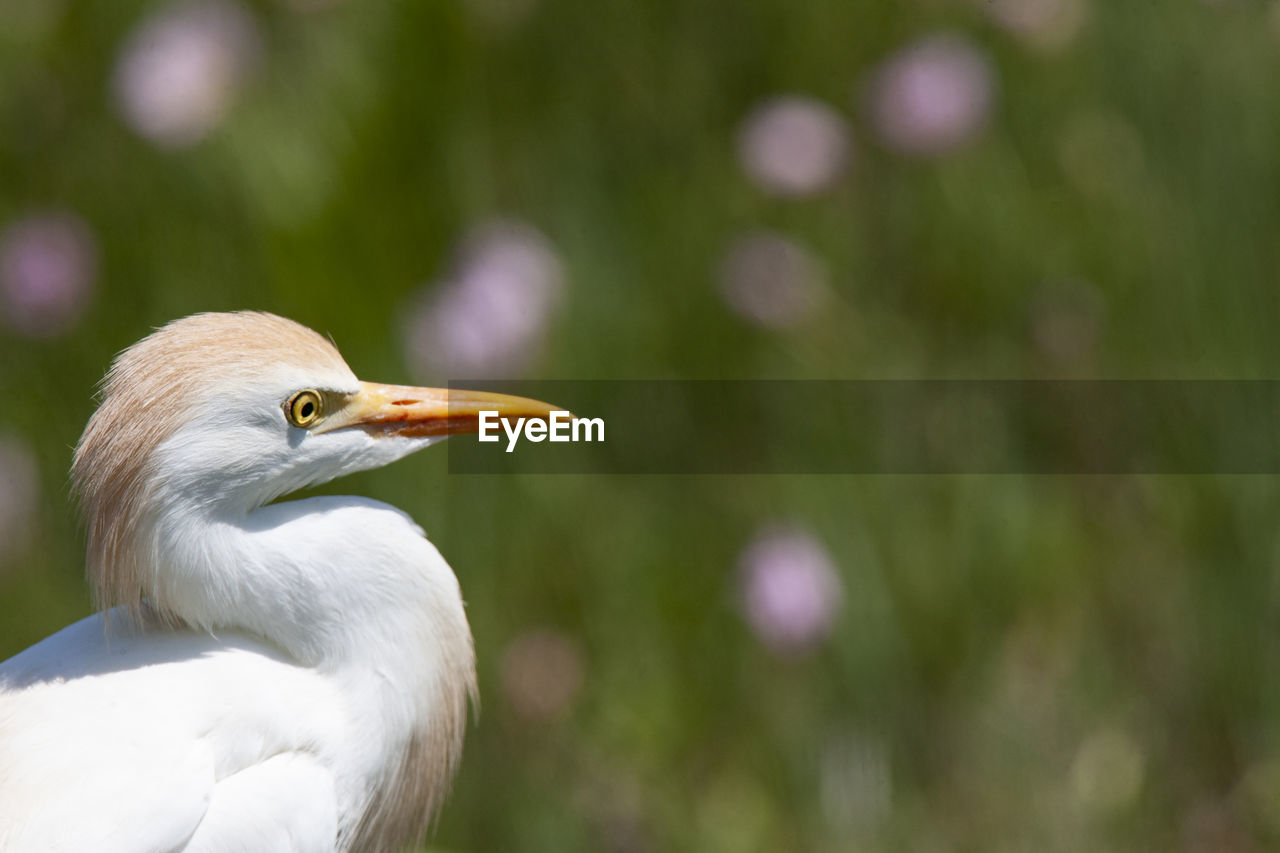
[0, 311, 563, 853]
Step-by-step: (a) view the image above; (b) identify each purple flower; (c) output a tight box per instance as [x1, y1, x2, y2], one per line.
[0, 212, 97, 338]
[866, 34, 995, 157]
[716, 230, 826, 330]
[499, 629, 584, 721]
[0, 436, 38, 565]
[736, 96, 851, 197]
[404, 220, 564, 379]
[739, 526, 843, 656]
[113, 0, 260, 148]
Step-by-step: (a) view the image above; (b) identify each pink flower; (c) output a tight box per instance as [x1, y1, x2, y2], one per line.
[500, 629, 584, 721]
[716, 230, 826, 329]
[866, 34, 995, 157]
[0, 212, 97, 338]
[113, 0, 260, 148]
[739, 526, 843, 656]
[403, 220, 564, 379]
[736, 96, 851, 197]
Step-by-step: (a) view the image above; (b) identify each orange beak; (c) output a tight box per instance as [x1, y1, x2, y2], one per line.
[318, 382, 567, 438]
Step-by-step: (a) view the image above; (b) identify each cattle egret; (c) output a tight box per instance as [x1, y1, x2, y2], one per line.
[0, 312, 563, 852]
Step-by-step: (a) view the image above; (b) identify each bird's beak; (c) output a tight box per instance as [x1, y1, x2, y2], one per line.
[317, 382, 566, 438]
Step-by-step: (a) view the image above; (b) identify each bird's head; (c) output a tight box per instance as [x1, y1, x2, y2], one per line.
[72, 311, 558, 615]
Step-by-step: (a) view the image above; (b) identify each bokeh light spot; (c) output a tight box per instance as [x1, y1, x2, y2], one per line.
[865, 34, 996, 158]
[736, 96, 851, 198]
[500, 629, 584, 721]
[716, 231, 827, 330]
[404, 220, 565, 379]
[738, 525, 843, 656]
[113, 0, 261, 148]
[0, 212, 97, 339]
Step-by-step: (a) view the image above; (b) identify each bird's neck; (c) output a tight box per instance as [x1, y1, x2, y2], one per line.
[142, 494, 477, 845]
[146, 495, 470, 675]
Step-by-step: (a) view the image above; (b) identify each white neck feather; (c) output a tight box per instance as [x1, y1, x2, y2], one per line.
[151, 496, 439, 661]
[142, 492, 477, 849]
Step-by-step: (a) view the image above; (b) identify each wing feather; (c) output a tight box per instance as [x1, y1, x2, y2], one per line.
[0, 614, 345, 853]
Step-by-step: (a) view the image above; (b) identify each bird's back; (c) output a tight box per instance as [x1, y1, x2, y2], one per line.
[0, 613, 352, 852]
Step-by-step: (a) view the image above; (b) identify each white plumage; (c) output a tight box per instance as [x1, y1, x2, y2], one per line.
[0, 312, 560, 853]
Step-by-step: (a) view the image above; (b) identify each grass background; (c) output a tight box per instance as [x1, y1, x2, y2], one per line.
[4, 1, 1280, 850]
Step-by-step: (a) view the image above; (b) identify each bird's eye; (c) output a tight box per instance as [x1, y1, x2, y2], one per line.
[285, 390, 323, 428]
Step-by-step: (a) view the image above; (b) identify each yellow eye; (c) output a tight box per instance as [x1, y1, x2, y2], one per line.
[286, 390, 323, 428]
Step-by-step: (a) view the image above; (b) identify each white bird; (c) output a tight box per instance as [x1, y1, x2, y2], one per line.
[0, 311, 561, 853]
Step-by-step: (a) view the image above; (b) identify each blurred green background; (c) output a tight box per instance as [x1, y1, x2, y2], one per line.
[4, 1, 1280, 850]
